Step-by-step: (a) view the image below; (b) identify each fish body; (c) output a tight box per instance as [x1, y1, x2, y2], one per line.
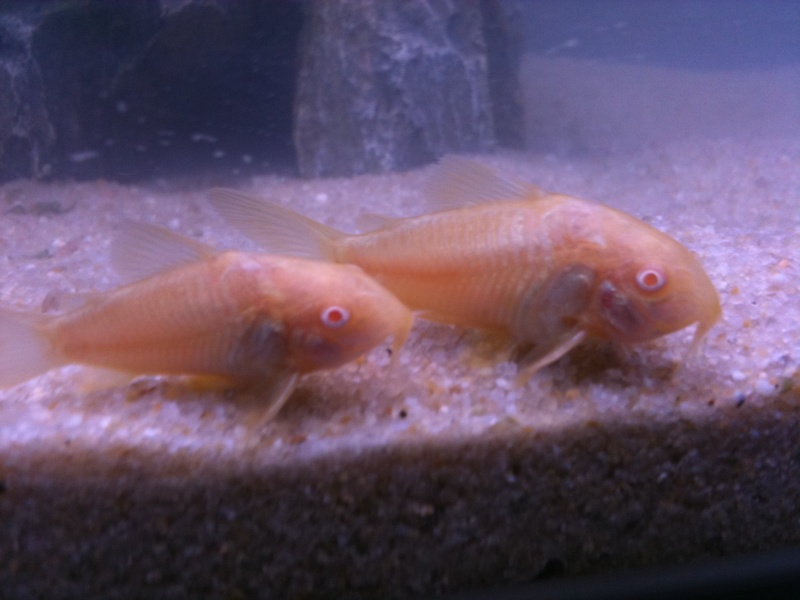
[0, 224, 412, 418]
[211, 157, 721, 374]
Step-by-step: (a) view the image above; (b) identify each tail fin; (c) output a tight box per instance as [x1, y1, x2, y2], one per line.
[0, 309, 59, 388]
[209, 188, 343, 261]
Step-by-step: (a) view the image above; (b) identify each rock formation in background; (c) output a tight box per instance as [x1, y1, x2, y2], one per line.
[481, 0, 525, 151]
[295, 0, 492, 177]
[0, 0, 302, 183]
[0, 0, 522, 183]
[0, 9, 56, 181]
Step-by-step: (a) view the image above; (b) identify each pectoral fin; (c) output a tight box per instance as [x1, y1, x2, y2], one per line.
[73, 366, 138, 393]
[259, 372, 300, 422]
[515, 329, 588, 384]
[237, 372, 300, 428]
[512, 264, 595, 383]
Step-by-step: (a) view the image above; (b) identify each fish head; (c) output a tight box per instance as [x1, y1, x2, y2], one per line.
[282, 262, 413, 373]
[587, 224, 721, 350]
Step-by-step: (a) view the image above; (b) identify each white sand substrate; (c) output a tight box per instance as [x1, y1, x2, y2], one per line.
[1, 58, 799, 598]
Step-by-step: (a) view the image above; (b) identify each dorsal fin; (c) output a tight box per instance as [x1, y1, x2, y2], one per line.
[355, 212, 405, 232]
[209, 188, 342, 260]
[111, 221, 217, 283]
[41, 290, 100, 313]
[427, 156, 548, 210]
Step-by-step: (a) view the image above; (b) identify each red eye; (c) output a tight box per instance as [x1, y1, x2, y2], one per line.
[321, 306, 350, 328]
[636, 268, 666, 292]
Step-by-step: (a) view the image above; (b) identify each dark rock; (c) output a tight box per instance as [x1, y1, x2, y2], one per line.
[0, 8, 56, 180]
[30, 0, 163, 180]
[0, 0, 303, 184]
[0, 0, 522, 183]
[482, 0, 525, 150]
[293, 0, 497, 178]
[87, 0, 302, 183]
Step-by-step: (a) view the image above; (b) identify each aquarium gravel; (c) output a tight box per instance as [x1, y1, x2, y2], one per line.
[1, 132, 799, 597]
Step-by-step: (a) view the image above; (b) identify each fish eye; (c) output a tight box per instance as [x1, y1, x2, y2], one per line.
[635, 268, 666, 292]
[321, 305, 350, 328]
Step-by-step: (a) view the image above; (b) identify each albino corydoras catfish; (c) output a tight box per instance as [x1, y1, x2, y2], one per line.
[0, 222, 411, 420]
[210, 157, 721, 376]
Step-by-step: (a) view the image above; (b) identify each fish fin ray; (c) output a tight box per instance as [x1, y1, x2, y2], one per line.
[210, 188, 342, 261]
[0, 309, 60, 388]
[386, 310, 414, 367]
[237, 372, 299, 427]
[182, 374, 236, 392]
[73, 366, 136, 393]
[427, 156, 547, 209]
[515, 329, 587, 384]
[41, 290, 100, 313]
[356, 212, 404, 232]
[258, 372, 299, 422]
[112, 221, 216, 283]
[415, 309, 459, 326]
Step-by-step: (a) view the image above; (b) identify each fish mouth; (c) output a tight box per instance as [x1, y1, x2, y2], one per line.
[330, 300, 413, 369]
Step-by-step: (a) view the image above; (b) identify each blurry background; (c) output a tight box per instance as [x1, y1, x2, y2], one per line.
[0, 0, 797, 181]
[519, 0, 800, 155]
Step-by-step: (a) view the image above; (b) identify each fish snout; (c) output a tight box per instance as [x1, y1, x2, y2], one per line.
[357, 288, 413, 359]
[653, 264, 722, 343]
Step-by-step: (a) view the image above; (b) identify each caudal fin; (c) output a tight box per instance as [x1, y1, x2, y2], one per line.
[209, 188, 342, 261]
[0, 309, 59, 388]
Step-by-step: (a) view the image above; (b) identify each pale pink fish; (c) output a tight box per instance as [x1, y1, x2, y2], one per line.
[210, 157, 721, 375]
[0, 222, 411, 419]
